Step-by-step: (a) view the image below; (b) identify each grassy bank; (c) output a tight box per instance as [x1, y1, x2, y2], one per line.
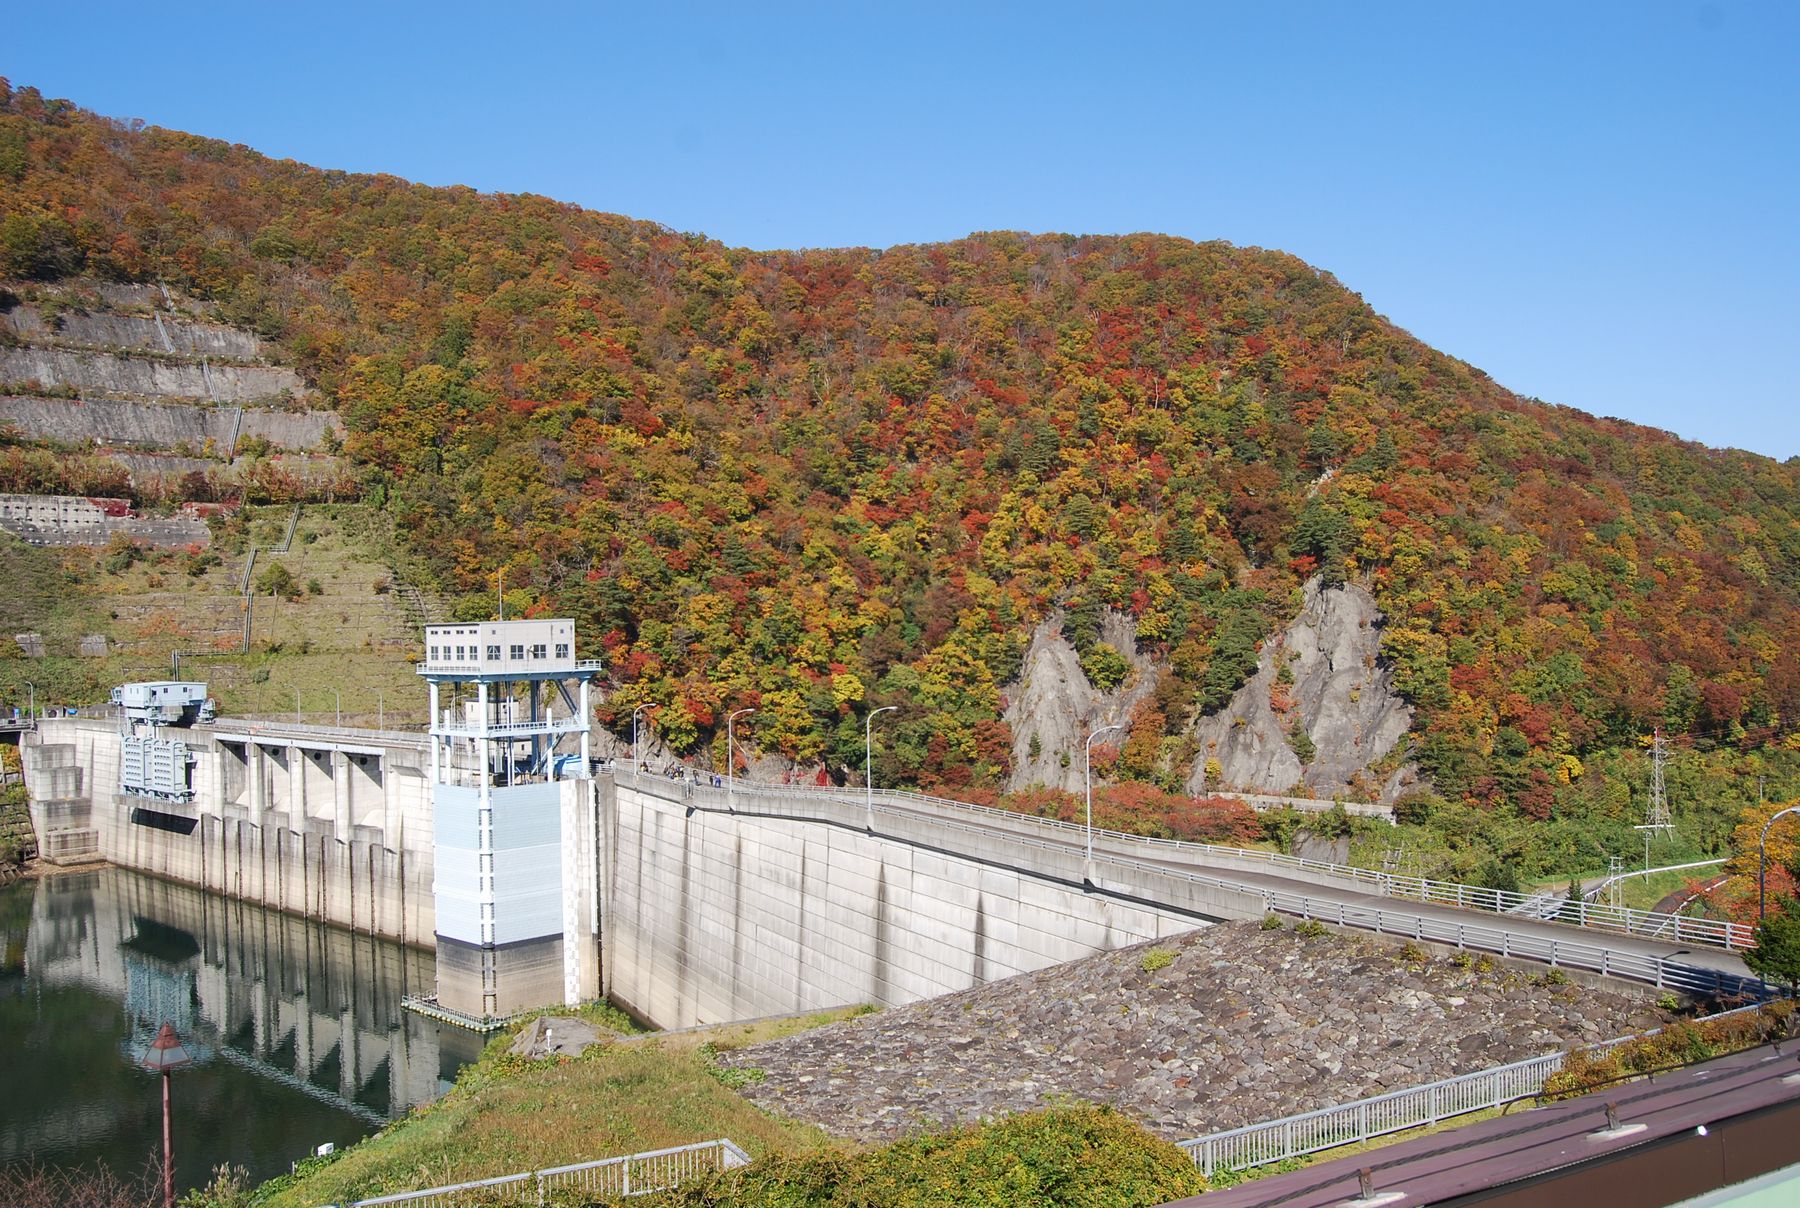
[255, 1007, 860, 1208]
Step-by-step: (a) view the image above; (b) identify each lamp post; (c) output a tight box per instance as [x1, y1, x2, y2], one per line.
[136, 1022, 195, 1208]
[25, 681, 34, 722]
[377, 690, 384, 731]
[334, 689, 341, 727]
[632, 704, 651, 769]
[294, 688, 301, 724]
[727, 708, 755, 811]
[1758, 804, 1800, 921]
[1085, 724, 1125, 864]
[865, 705, 898, 829]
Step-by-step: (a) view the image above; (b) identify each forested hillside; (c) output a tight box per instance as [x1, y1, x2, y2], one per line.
[5, 79, 1800, 889]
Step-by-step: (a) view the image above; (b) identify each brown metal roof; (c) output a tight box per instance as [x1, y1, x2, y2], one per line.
[1163, 1041, 1800, 1208]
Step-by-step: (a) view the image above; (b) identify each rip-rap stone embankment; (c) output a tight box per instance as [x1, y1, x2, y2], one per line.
[719, 921, 1669, 1142]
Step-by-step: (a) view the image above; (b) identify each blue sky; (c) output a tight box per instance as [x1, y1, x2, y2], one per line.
[9, 2, 1798, 458]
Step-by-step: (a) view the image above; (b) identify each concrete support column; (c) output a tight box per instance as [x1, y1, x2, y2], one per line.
[247, 744, 265, 826]
[331, 751, 351, 837]
[381, 755, 400, 846]
[579, 679, 591, 769]
[428, 681, 441, 784]
[561, 779, 582, 1007]
[287, 745, 304, 817]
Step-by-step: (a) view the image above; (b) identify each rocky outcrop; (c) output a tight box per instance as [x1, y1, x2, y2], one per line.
[1004, 609, 1159, 793]
[1188, 579, 1413, 799]
[1002, 579, 1416, 801]
[721, 921, 1666, 1142]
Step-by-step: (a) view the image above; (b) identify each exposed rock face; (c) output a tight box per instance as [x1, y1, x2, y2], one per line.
[1004, 609, 1158, 793]
[721, 921, 1666, 1142]
[1188, 579, 1413, 799]
[1003, 579, 1416, 800]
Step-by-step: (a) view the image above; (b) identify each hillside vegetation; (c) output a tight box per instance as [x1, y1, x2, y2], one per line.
[5, 79, 1800, 887]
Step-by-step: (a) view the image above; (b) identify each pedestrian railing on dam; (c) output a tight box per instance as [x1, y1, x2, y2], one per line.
[629, 774, 1760, 999]
[1177, 1003, 1772, 1176]
[708, 775, 1751, 951]
[321, 1137, 752, 1206]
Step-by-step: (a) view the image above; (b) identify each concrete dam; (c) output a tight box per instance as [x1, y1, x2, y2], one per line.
[19, 618, 1751, 1034]
[22, 709, 1251, 1031]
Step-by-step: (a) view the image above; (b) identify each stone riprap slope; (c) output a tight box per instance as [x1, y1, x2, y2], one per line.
[719, 921, 1668, 1142]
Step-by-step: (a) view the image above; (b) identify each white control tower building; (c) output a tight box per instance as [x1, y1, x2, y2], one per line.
[419, 619, 600, 1021]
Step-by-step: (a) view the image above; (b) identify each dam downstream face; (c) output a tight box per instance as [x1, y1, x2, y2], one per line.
[0, 868, 483, 1194]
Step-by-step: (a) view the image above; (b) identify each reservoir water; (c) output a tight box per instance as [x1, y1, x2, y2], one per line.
[0, 867, 484, 1195]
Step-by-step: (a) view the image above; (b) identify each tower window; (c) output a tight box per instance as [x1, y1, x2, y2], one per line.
[487, 645, 501, 660]
[510, 644, 524, 660]
[531, 644, 548, 659]
[555, 643, 570, 659]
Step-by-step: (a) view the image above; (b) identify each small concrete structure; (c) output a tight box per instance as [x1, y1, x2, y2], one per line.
[0, 493, 210, 548]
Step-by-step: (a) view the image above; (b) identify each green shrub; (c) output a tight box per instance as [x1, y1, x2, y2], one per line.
[1140, 947, 1175, 973]
[1260, 914, 1285, 930]
[1290, 727, 1316, 764]
[645, 1104, 1206, 1207]
[1080, 642, 1132, 693]
[1294, 919, 1330, 939]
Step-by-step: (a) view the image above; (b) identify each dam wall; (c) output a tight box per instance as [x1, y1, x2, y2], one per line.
[602, 772, 1248, 1030]
[22, 715, 435, 945]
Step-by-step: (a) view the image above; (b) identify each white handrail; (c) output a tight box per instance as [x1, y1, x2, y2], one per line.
[323, 1137, 751, 1206]
[1177, 1003, 1774, 1175]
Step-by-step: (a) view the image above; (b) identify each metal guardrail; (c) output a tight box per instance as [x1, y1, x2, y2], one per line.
[1586, 858, 1728, 899]
[632, 775, 1764, 999]
[709, 776, 1750, 951]
[322, 1137, 751, 1206]
[1176, 1003, 1773, 1176]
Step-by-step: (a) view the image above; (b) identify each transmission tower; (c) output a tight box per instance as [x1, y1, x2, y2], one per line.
[1632, 728, 1676, 876]
[1643, 728, 1674, 833]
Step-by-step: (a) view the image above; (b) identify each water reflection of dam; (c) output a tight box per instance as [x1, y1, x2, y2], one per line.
[23, 869, 481, 1125]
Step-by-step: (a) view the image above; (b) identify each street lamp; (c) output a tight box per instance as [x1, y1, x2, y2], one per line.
[1758, 804, 1800, 921]
[865, 705, 899, 828]
[135, 1022, 196, 1208]
[377, 690, 384, 731]
[333, 689, 341, 727]
[1084, 724, 1125, 864]
[25, 681, 34, 722]
[727, 708, 755, 810]
[632, 704, 651, 769]
[294, 688, 301, 724]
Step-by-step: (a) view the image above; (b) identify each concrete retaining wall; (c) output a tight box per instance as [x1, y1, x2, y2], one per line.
[0, 395, 341, 451]
[603, 775, 1220, 1029]
[0, 348, 304, 403]
[4, 305, 268, 360]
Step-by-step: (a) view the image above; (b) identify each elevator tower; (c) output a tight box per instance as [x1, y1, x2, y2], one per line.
[419, 620, 597, 1021]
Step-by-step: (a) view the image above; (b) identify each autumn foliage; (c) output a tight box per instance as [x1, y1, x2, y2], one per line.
[3, 79, 1800, 833]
